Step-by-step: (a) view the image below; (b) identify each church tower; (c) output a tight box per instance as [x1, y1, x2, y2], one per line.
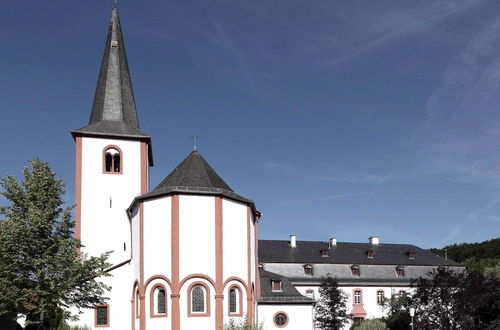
[72, 2, 153, 267]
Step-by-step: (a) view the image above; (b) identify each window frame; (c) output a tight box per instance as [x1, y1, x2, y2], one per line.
[150, 284, 168, 318]
[396, 266, 405, 277]
[228, 285, 243, 317]
[305, 289, 315, 299]
[94, 304, 110, 328]
[353, 290, 362, 305]
[102, 145, 123, 174]
[367, 250, 375, 259]
[271, 280, 282, 292]
[187, 282, 210, 317]
[351, 265, 360, 276]
[376, 290, 384, 305]
[304, 264, 313, 276]
[273, 311, 289, 328]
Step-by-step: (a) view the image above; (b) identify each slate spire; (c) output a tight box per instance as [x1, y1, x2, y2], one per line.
[73, 3, 149, 139]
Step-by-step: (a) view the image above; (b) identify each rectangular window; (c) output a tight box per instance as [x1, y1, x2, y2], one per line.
[96, 305, 109, 327]
[272, 280, 282, 292]
[376, 291, 384, 304]
[354, 290, 361, 304]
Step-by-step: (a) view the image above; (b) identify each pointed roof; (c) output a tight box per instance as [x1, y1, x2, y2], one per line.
[154, 151, 233, 192]
[72, 4, 149, 139]
[127, 151, 260, 217]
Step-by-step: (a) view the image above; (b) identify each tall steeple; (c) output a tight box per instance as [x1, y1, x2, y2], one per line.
[73, 3, 149, 139]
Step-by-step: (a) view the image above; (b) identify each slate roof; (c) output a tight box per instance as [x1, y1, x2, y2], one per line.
[259, 240, 462, 266]
[153, 151, 233, 192]
[129, 151, 260, 216]
[259, 269, 314, 304]
[72, 4, 149, 141]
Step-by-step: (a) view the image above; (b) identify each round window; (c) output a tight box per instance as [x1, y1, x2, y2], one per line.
[274, 312, 288, 327]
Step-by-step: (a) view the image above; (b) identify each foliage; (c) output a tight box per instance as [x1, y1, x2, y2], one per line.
[411, 267, 500, 330]
[314, 276, 350, 330]
[351, 319, 387, 330]
[381, 293, 412, 330]
[0, 160, 111, 329]
[429, 238, 500, 263]
[462, 257, 500, 277]
[224, 317, 263, 330]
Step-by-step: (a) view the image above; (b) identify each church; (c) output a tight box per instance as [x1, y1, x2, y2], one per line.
[70, 4, 463, 330]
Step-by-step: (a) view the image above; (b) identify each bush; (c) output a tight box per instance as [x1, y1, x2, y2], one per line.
[351, 319, 387, 330]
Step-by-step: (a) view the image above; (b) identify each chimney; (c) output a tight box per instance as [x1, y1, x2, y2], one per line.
[290, 235, 297, 248]
[369, 236, 380, 245]
[329, 237, 337, 247]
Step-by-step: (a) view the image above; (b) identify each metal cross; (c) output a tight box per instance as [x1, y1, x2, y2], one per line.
[190, 133, 200, 151]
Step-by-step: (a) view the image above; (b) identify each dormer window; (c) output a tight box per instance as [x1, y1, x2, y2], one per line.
[351, 265, 360, 276]
[304, 264, 313, 276]
[408, 252, 416, 260]
[321, 249, 329, 257]
[271, 280, 282, 292]
[104, 146, 122, 174]
[396, 266, 405, 277]
[367, 250, 374, 259]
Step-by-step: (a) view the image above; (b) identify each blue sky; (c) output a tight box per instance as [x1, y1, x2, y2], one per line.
[1, 0, 500, 248]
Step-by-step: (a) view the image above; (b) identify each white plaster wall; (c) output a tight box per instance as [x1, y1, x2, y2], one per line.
[143, 196, 172, 280]
[179, 277, 216, 330]
[179, 195, 215, 280]
[70, 263, 134, 329]
[222, 199, 248, 283]
[80, 137, 143, 266]
[131, 205, 141, 283]
[295, 284, 412, 329]
[145, 278, 172, 330]
[258, 304, 314, 330]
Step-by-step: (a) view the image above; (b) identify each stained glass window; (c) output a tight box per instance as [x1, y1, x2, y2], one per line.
[96, 305, 108, 325]
[229, 288, 237, 313]
[192, 285, 205, 312]
[274, 313, 287, 326]
[157, 288, 166, 314]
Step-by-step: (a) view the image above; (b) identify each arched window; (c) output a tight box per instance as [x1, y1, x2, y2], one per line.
[228, 285, 242, 316]
[103, 146, 122, 174]
[187, 282, 210, 317]
[157, 288, 166, 314]
[150, 284, 167, 317]
[192, 285, 204, 312]
[229, 288, 237, 313]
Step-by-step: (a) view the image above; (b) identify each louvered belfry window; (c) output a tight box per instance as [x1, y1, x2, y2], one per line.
[96, 305, 108, 325]
[157, 288, 166, 314]
[192, 285, 205, 312]
[229, 288, 237, 313]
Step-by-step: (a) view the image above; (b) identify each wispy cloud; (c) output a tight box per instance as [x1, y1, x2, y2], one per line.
[273, 189, 388, 207]
[321, 0, 484, 68]
[415, 13, 500, 186]
[443, 224, 462, 243]
[467, 195, 500, 222]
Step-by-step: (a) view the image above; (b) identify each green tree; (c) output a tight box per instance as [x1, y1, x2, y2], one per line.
[224, 317, 263, 330]
[0, 160, 111, 329]
[411, 267, 500, 330]
[351, 319, 387, 330]
[381, 293, 412, 330]
[314, 276, 350, 330]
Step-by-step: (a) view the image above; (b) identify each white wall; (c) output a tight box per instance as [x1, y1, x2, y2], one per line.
[80, 137, 143, 266]
[179, 195, 215, 280]
[222, 199, 248, 284]
[143, 197, 172, 280]
[258, 304, 314, 330]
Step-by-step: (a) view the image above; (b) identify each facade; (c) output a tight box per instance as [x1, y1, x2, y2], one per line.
[69, 4, 462, 330]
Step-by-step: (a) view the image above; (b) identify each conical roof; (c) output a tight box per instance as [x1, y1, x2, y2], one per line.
[73, 4, 148, 139]
[153, 151, 233, 192]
